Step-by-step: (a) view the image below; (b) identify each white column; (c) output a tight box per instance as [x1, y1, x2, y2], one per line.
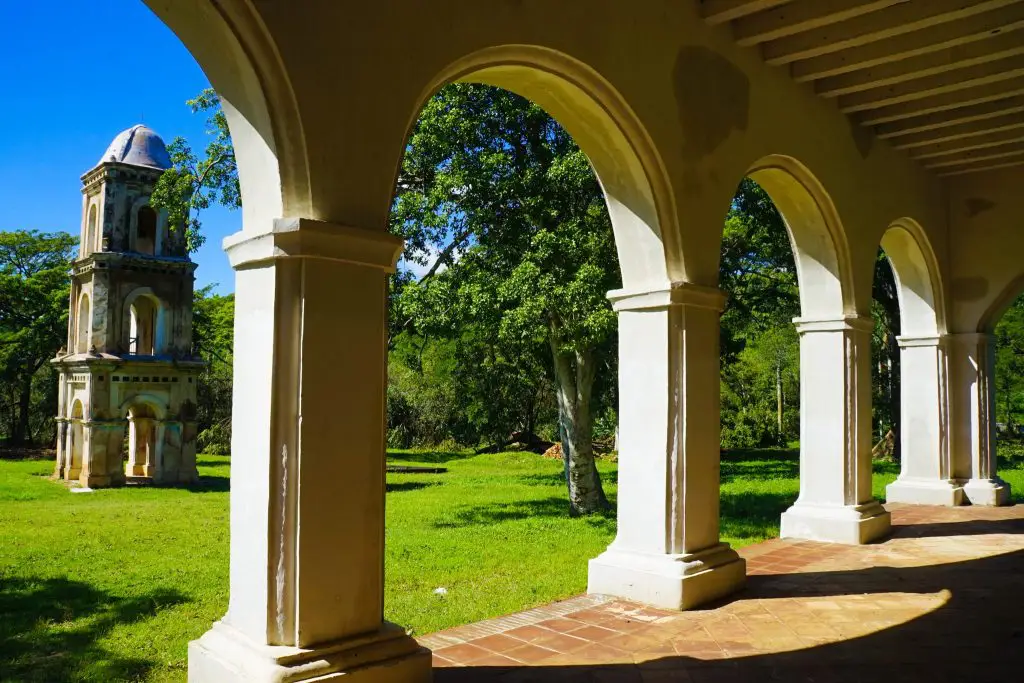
[588, 283, 746, 610]
[780, 316, 891, 544]
[54, 418, 68, 479]
[188, 218, 430, 683]
[949, 333, 1011, 506]
[885, 335, 964, 506]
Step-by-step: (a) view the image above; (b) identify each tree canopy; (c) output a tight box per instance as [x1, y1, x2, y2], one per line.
[390, 84, 619, 514]
[0, 230, 77, 444]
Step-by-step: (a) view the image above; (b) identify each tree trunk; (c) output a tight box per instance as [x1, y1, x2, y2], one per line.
[549, 327, 609, 516]
[887, 331, 901, 463]
[14, 371, 32, 446]
[775, 364, 784, 441]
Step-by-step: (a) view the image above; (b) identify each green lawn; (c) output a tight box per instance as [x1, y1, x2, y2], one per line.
[1, 448, 1022, 681]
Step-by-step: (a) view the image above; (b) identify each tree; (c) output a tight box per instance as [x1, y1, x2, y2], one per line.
[871, 251, 901, 459]
[192, 286, 235, 454]
[391, 84, 618, 515]
[718, 179, 801, 448]
[150, 88, 240, 254]
[995, 296, 1024, 432]
[0, 230, 76, 445]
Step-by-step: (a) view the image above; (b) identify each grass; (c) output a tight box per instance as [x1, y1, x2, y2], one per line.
[1, 448, 1022, 681]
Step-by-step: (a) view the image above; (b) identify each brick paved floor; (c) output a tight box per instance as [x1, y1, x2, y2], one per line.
[422, 503, 1024, 682]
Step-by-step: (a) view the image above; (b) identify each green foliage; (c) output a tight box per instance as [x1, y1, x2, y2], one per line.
[995, 295, 1024, 430]
[718, 180, 801, 448]
[389, 84, 619, 513]
[191, 286, 235, 454]
[0, 230, 76, 445]
[150, 89, 240, 254]
[871, 250, 901, 452]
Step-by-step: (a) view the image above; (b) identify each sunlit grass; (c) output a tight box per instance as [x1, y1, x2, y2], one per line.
[0, 448, 1020, 681]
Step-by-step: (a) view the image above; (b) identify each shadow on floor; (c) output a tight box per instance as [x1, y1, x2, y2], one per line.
[0, 577, 188, 682]
[890, 514, 1024, 539]
[437, 536, 1024, 682]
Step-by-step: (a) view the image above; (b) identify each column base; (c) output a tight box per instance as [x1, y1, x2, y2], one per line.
[885, 478, 965, 507]
[962, 478, 1012, 506]
[588, 543, 746, 610]
[79, 473, 125, 488]
[188, 620, 431, 683]
[781, 500, 891, 544]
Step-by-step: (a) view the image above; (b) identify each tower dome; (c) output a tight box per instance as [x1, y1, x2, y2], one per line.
[98, 125, 172, 170]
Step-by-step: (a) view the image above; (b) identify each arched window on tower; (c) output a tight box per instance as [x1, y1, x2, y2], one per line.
[129, 296, 159, 355]
[84, 204, 98, 257]
[76, 293, 91, 354]
[135, 206, 158, 255]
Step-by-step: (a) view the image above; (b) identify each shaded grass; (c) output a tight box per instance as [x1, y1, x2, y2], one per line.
[0, 457, 229, 682]
[1, 448, 1021, 680]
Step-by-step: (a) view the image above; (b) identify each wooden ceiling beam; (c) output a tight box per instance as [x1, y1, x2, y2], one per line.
[858, 76, 1024, 126]
[838, 54, 1024, 113]
[910, 129, 1024, 159]
[925, 142, 1024, 168]
[937, 156, 1024, 176]
[815, 30, 1024, 98]
[872, 95, 1024, 138]
[733, 0, 902, 47]
[701, 0, 794, 26]
[890, 114, 1024, 149]
[791, 4, 1024, 81]
[764, 0, 1021, 65]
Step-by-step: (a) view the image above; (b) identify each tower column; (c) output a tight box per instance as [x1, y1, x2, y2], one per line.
[949, 333, 1011, 505]
[81, 419, 127, 488]
[188, 218, 430, 683]
[885, 335, 964, 506]
[54, 418, 69, 479]
[780, 316, 891, 544]
[588, 283, 746, 610]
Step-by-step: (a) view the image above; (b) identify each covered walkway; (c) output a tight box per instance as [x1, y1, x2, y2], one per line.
[426, 503, 1024, 681]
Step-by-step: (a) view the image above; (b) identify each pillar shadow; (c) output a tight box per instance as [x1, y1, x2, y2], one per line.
[0, 576, 188, 682]
[435, 546, 1024, 682]
[890, 514, 1024, 539]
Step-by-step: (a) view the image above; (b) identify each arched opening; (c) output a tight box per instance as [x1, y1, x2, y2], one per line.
[968, 276, 1024, 505]
[68, 399, 84, 480]
[123, 402, 159, 478]
[84, 204, 98, 257]
[134, 205, 158, 255]
[75, 293, 90, 354]
[129, 294, 160, 355]
[719, 156, 888, 545]
[386, 80, 630, 632]
[876, 222, 957, 505]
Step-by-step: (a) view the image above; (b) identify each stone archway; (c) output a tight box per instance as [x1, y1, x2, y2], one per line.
[880, 221, 962, 506]
[740, 156, 890, 545]
[67, 399, 85, 481]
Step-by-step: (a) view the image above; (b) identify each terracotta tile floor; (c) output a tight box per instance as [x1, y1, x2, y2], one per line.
[422, 503, 1024, 682]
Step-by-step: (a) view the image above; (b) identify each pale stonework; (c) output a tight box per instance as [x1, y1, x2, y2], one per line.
[45, 3, 1022, 680]
[53, 126, 202, 488]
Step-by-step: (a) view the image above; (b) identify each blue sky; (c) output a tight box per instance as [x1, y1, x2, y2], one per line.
[0, 1, 237, 293]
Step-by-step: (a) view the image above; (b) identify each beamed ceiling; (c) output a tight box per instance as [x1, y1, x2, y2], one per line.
[701, 0, 1024, 176]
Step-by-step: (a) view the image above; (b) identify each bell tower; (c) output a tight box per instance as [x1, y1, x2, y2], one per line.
[54, 125, 203, 487]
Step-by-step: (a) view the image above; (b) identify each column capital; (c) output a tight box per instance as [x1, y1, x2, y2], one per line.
[223, 218, 405, 272]
[897, 334, 946, 349]
[947, 331, 995, 346]
[792, 314, 873, 335]
[607, 281, 726, 312]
